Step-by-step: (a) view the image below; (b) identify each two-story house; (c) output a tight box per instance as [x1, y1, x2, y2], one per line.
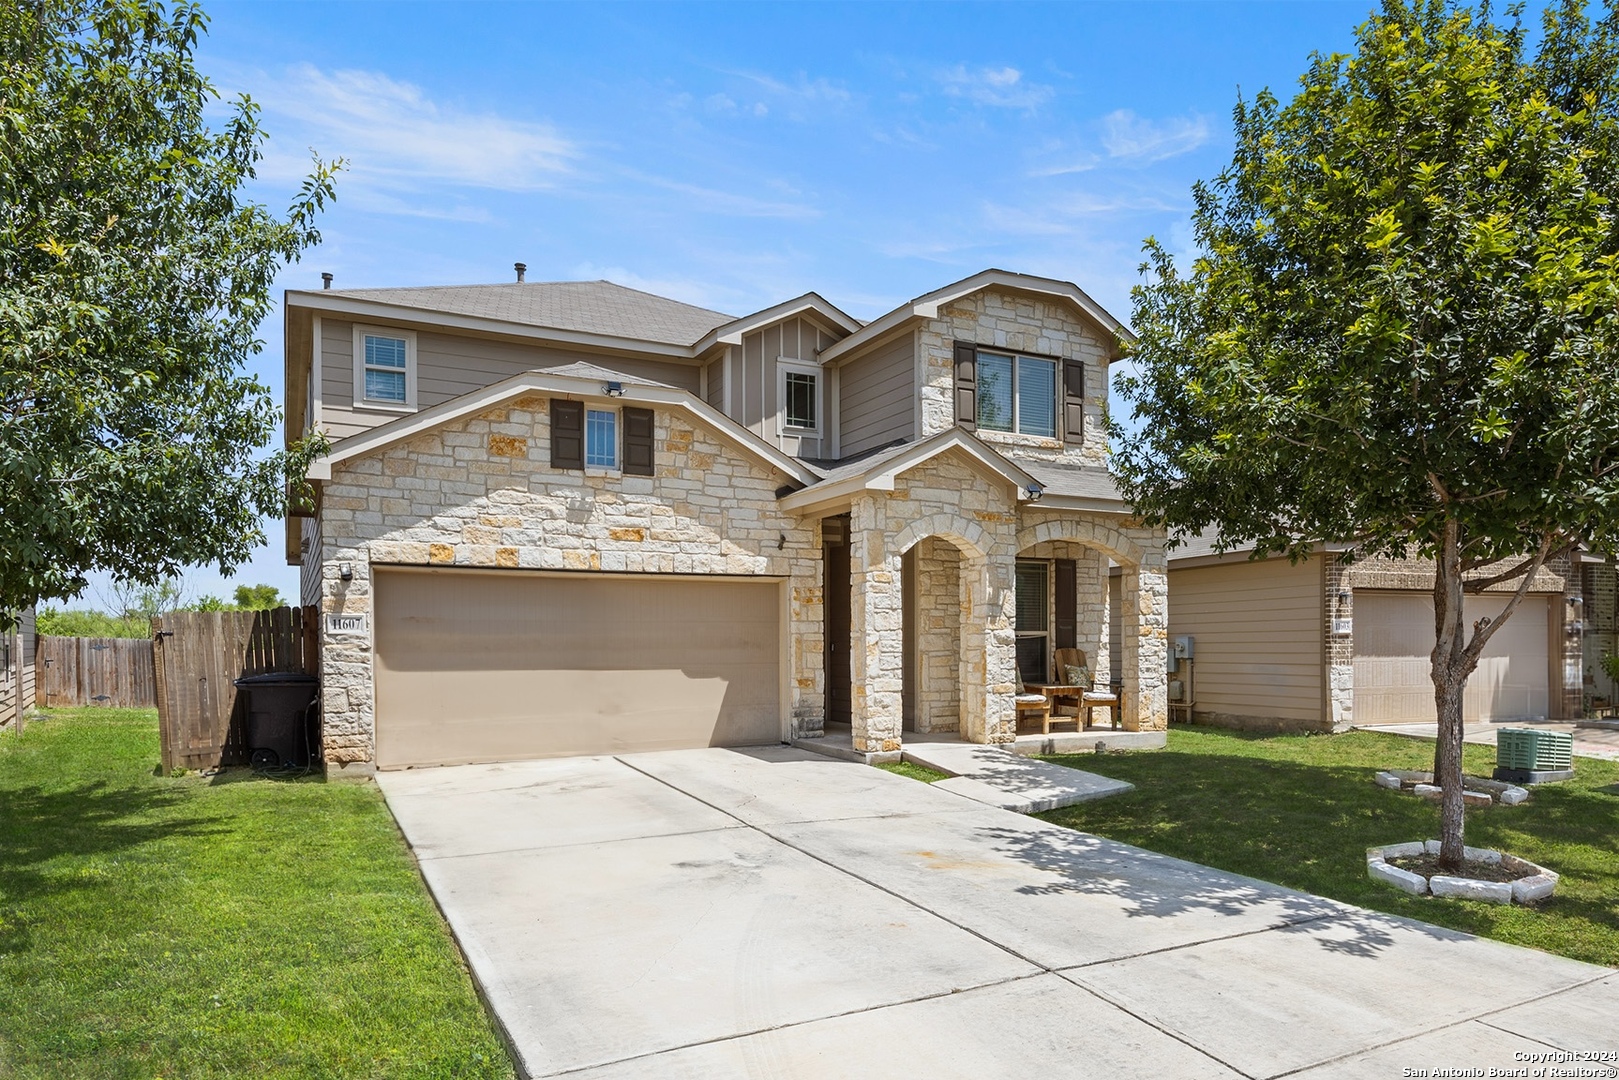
[283, 268, 1168, 773]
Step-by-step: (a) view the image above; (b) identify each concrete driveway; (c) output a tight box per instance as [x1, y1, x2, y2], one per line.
[378, 746, 1616, 1079]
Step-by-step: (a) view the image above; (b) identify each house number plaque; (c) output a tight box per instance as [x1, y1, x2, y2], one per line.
[326, 614, 368, 635]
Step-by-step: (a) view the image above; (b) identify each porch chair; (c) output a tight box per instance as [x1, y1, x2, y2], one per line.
[1050, 648, 1123, 731]
[1013, 668, 1050, 729]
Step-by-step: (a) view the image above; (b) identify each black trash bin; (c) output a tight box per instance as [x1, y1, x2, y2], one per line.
[234, 673, 320, 768]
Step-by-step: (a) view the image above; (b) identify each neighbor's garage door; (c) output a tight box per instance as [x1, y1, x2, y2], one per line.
[1353, 591, 1550, 724]
[373, 568, 782, 768]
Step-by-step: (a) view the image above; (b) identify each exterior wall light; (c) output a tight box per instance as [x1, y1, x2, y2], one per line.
[339, 562, 353, 581]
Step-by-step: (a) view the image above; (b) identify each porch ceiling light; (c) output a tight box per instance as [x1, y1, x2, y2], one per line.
[1024, 482, 1044, 502]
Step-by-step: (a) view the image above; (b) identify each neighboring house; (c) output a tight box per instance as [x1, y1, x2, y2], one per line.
[1165, 537, 1582, 733]
[283, 269, 1168, 773]
[1, 607, 37, 726]
[1578, 549, 1617, 709]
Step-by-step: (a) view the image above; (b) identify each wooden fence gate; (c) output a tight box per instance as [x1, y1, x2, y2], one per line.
[153, 606, 320, 772]
[38, 637, 158, 708]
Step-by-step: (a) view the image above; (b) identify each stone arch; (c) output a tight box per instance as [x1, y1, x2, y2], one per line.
[893, 513, 991, 561]
[1016, 518, 1143, 567]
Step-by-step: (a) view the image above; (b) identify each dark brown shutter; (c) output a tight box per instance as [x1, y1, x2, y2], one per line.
[551, 399, 583, 469]
[1054, 559, 1077, 650]
[622, 406, 654, 476]
[954, 340, 977, 431]
[1062, 360, 1086, 442]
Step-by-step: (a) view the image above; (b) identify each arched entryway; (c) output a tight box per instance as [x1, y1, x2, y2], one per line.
[1014, 517, 1167, 732]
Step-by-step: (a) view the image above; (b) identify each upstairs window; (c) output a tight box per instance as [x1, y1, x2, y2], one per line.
[353, 325, 416, 410]
[585, 409, 617, 467]
[778, 360, 822, 434]
[976, 352, 1056, 437]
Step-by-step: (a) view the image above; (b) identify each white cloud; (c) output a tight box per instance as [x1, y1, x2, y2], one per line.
[1100, 109, 1210, 164]
[618, 170, 820, 220]
[239, 63, 579, 195]
[567, 264, 737, 313]
[938, 65, 1053, 109]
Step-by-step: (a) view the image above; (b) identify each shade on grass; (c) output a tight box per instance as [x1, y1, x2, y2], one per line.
[0, 708, 513, 1079]
[1039, 727, 1619, 969]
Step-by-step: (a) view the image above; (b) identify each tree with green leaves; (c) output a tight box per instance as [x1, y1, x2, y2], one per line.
[1115, 0, 1619, 869]
[231, 583, 282, 610]
[0, 0, 336, 622]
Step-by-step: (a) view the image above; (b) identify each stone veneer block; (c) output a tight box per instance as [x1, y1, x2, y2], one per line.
[1368, 859, 1428, 895]
[1414, 784, 1442, 799]
[1369, 841, 1427, 860]
[1462, 790, 1493, 808]
[1429, 875, 1513, 903]
[1374, 771, 1402, 790]
[1512, 873, 1559, 903]
[1500, 787, 1529, 806]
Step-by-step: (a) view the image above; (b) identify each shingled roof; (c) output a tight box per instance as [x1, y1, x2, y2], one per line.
[325, 280, 735, 347]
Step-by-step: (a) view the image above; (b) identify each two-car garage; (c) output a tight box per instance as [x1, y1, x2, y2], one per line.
[371, 568, 785, 769]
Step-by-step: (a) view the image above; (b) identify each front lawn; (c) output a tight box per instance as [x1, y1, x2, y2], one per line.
[0, 708, 514, 1079]
[1039, 727, 1619, 968]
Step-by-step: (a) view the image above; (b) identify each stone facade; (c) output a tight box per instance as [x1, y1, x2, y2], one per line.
[306, 280, 1173, 768]
[317, 396, 823, 764]
[910, 536, 962, 735]
[916, 287, 1113, 466]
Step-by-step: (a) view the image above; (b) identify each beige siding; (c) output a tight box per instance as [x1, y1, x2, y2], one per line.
[738, 315, 839, 452]
[319, 318, 701, 443]
[300, 515, 324, 609]
[1168, 558, 1325, 728]
[839, 331, 916, 457]
[704, 357, 724, 410]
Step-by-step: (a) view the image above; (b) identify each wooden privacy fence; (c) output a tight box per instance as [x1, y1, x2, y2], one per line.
[39, 636, 157, 708]
[154, 606, 320, 772]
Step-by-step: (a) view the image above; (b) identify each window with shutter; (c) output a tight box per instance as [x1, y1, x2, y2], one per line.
[1063, 360, 1086, 443]
[622, 406, 654, 476]
[550, 399, 583, 469]
[953, 340, 976, 431]
[1054, 559, 1077, 650]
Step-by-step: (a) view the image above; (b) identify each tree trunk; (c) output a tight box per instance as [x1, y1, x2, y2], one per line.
[1430, 520, 1468, 870]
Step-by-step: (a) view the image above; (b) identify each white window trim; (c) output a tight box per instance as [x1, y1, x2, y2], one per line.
[584, 407, 619, 470]
[978, 351, 1057, 438]
[777, 357, 823, 435]
[352, 324, 418, 413]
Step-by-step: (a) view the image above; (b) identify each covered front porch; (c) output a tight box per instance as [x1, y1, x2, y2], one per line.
[781, 431, 1169, 757]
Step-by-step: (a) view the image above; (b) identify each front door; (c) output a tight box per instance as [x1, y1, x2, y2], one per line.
[824, 516, 852, 725]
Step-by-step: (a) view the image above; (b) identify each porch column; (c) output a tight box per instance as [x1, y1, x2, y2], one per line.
[849, 499, 903, 753]
[972, 547, 1018, 744]
[1120, 561, 1169, 731]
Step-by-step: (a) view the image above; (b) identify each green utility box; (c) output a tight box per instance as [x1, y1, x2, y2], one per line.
[1494, 728, 1575, 784]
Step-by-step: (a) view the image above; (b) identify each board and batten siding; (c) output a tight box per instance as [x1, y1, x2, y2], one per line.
[838, 331, 916, 458]
[318, 319, 701, 442]
[1168, 557, 1327, 731]
[735, 315, 843, 456]
[704, 357, 724, 410]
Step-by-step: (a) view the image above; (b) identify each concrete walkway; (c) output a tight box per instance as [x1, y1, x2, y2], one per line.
[379, 747, 1615, 1079]
[901, 738, 1135, 811]
[1360, 719, 1619, 761]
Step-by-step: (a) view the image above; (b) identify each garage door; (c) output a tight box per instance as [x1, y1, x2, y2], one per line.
[1353, 592, 1550, 724]
[373, 568, 783, 768]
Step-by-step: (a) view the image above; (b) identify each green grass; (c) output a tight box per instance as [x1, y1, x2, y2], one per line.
[876, 760, 953, 784]
[1038, 726, 1619, 968]
[0, 708, 515, 1079]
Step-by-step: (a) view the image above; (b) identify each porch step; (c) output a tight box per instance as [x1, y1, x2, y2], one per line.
[791, 733, 902, 766]
[901, 742, 1134, 814]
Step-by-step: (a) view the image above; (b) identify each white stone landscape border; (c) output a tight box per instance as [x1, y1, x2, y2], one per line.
[1373, 769, 1529, 806]
[1366, 841, 1559, 905]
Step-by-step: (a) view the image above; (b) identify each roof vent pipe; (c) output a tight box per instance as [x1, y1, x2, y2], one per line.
[514, 262, 526, 283]
[321, 272, 333, 290]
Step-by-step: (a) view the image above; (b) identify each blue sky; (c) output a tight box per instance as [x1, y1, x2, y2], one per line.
[80, 0, 1375, 609]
